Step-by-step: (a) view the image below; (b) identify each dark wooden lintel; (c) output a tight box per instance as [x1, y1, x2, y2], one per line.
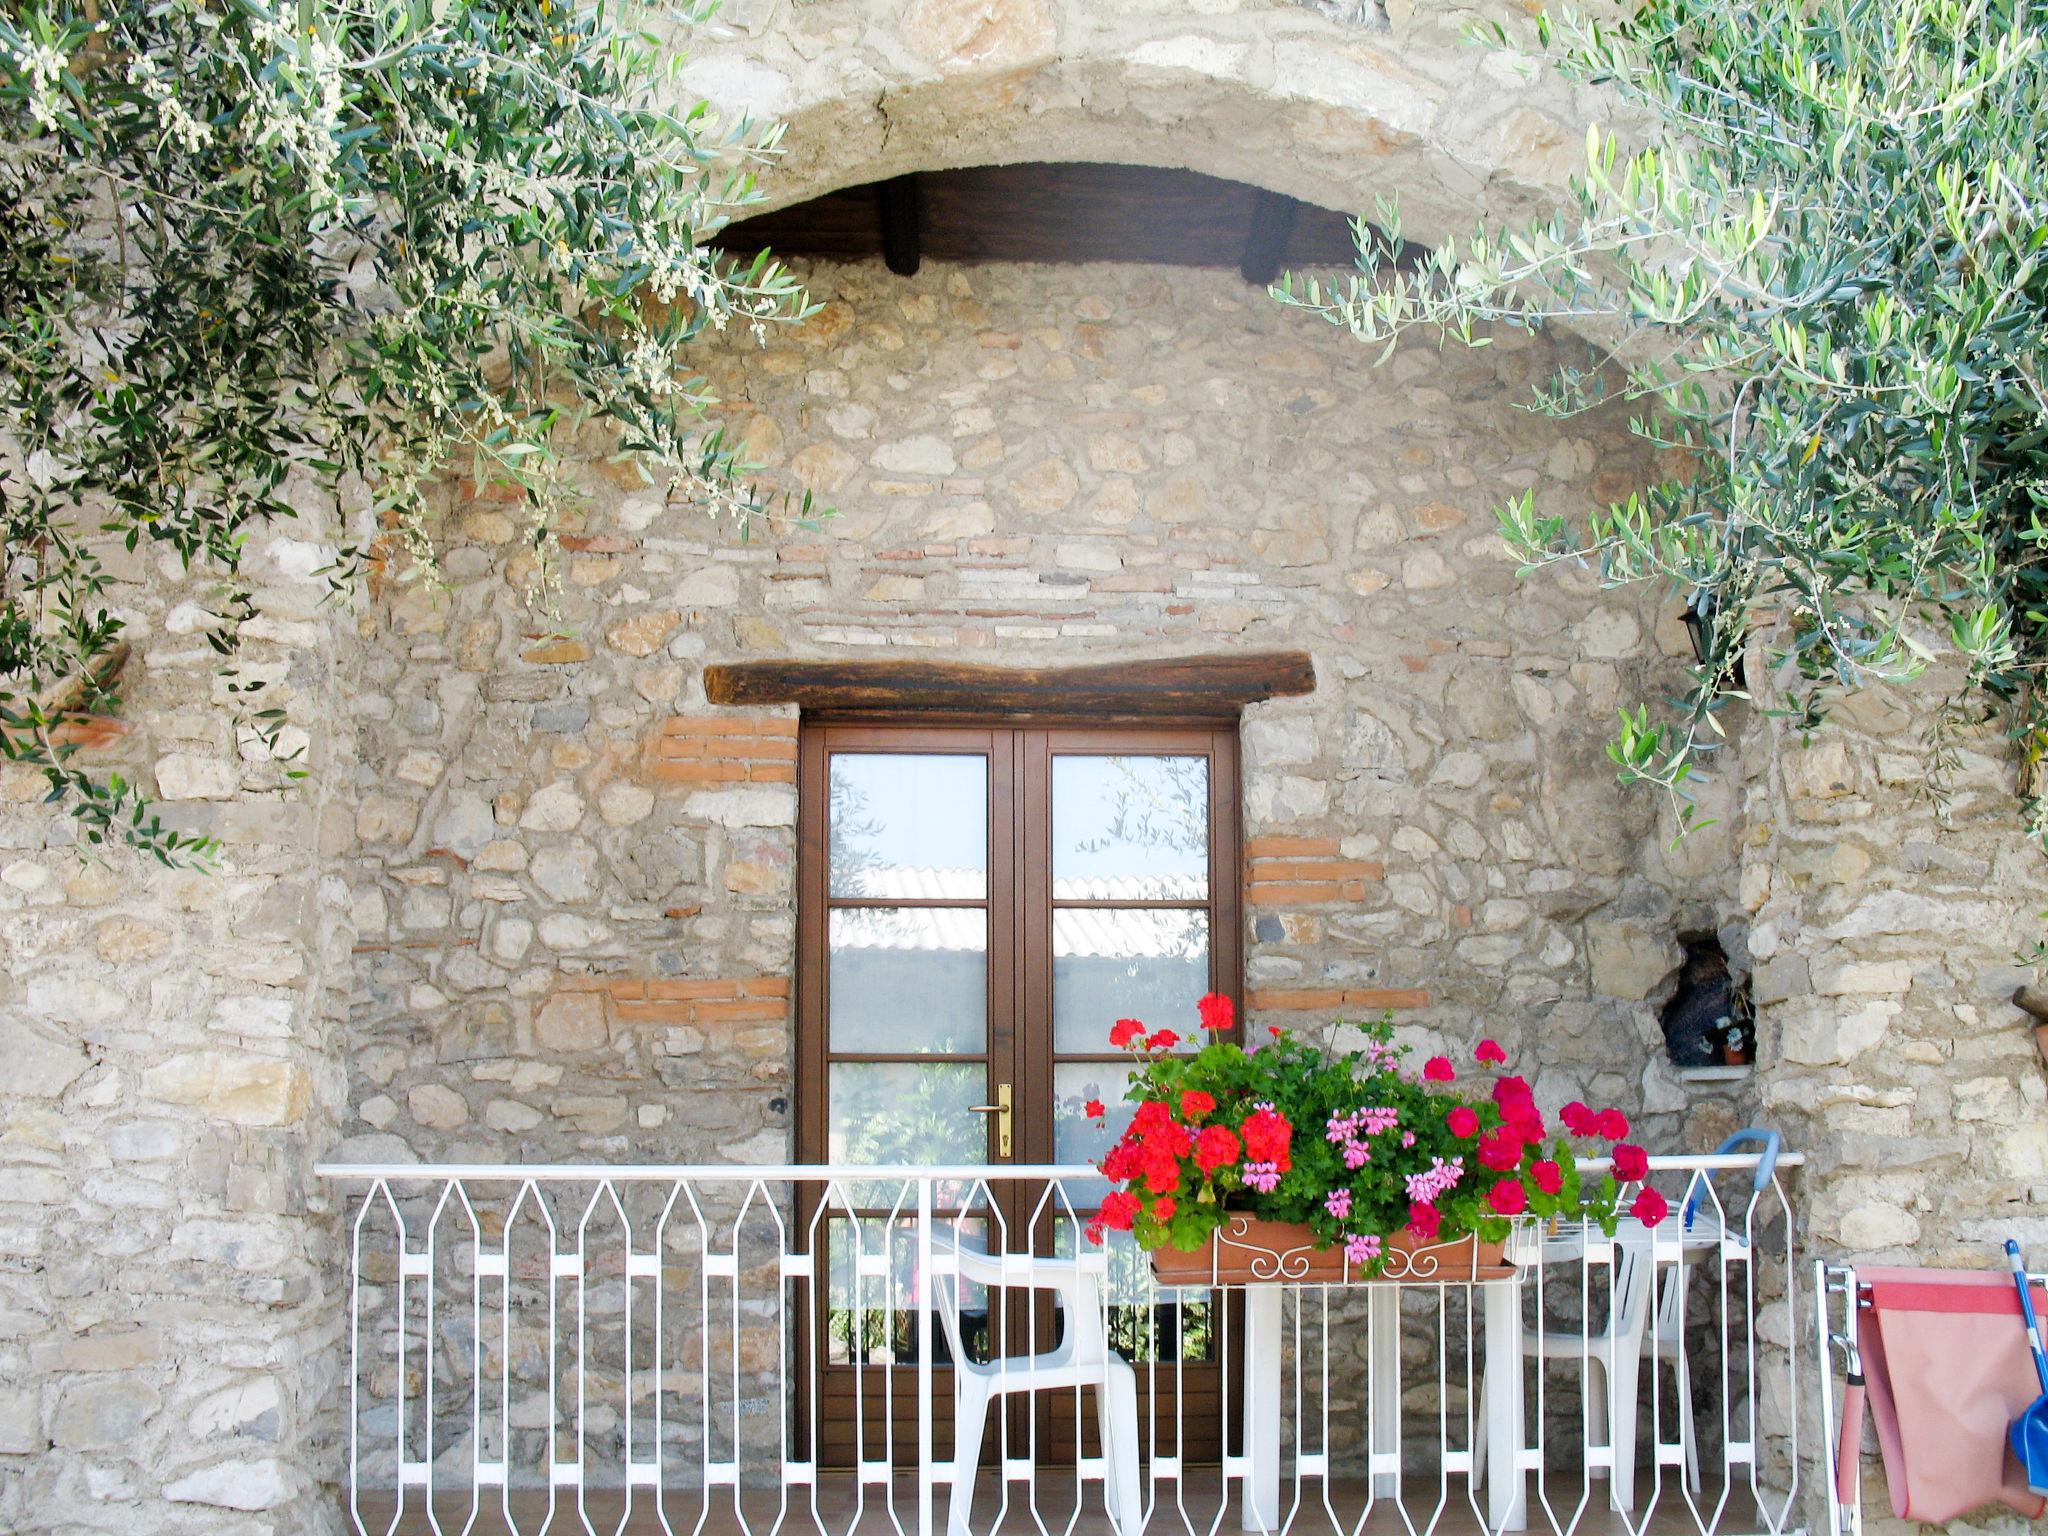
[877, 175, 922, 277]
[702, 652, 1315, 719]
[1239, 189, 1302, 286]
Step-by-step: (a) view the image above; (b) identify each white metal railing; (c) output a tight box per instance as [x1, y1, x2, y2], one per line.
[320, 1153, 1805, 1536]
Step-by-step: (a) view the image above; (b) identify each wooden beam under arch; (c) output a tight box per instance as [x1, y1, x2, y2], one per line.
[702, 651, 1315, 720]
[876, 175, 922, 276]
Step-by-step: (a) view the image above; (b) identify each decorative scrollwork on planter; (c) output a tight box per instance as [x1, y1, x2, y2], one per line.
[1216, 1215, 1320, 1281]
[1147, 1216, 1517, 1287]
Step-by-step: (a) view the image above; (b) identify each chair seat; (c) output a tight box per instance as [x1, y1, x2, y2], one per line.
[955, 1353, 1125, 1396]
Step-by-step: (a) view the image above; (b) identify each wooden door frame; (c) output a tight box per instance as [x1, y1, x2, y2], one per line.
[793, 718, 1242, 1466]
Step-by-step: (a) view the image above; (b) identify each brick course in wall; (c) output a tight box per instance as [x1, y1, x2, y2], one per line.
[565, 973, 792, 1027]
[646, 715, 799, 786]
[1244, 835, 1385, 906]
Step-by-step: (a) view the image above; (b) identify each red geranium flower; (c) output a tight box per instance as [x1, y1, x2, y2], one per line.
[1491, 1075, 1532, 1107]
[1194, 1124, 1241, 1175]
[1146, 1029, 1181, 1052]
[1100, 1191, 1142, 1231]
[1488, 1178, 1529, 1216]
[1085, 1219, 1106, 1246]
[1146, 1120, 1192, 1160]
[1446, 1105, 1481, 1138]
[1504, 1104, 1546, 1142]
[1630, 1186, 1670, 1227]
[1241, 1107, 1293, 1167]
[1477, 1128, 1525, 1172]
[1408, 1200, 1442, 1240]
[1180, 1089, 1217, 1121]
[1476, 1039, 1508, 1066]
[1596, 1108, 1631, 1141]
[1084, 1098, 1106, 1120]
[1611, 1143, 1649, 1182]
[1109, 1018, 1144, 1049]
[1197, 992, 1234, 1033]
[1152, 1195, 1177, 1221]
[1423, 1056, 1455, 1083]
[1560, 1101, 1595, 1136]
[1131, 1101, 1171, 1137]
[1531, 1159, 1564, 1195]
[1140, 1144, 1182, 1194]
[1103, 1138, 1138, 1182]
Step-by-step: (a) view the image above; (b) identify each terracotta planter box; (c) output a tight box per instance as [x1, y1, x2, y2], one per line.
[1148, 1216, 1513, 1286]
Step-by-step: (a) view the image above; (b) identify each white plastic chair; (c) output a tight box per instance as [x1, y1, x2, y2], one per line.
[931, 1235, 1144, 1536]
[1478, 1224, 1703, 1510]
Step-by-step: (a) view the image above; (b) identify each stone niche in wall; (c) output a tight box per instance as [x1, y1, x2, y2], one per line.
[1659, 932, 1754, 1070]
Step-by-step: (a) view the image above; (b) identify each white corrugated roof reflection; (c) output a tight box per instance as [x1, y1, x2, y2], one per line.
[829, 873, 1209, 959]
[834, 867, 1204, 902]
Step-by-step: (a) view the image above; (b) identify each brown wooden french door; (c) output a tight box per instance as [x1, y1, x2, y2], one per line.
[796, 722, 1240, 1466]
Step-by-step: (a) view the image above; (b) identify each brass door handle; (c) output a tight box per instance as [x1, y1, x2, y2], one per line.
[968, 1081, 1013, 1157]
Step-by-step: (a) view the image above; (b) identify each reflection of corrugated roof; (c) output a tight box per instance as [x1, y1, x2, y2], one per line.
[834, 867, 1205, 902]
[831, 889, 1209, 959]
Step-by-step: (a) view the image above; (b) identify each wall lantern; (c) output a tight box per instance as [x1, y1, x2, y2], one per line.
[1679, 592, 1713, 666]
[1680, 592, 1750, 692]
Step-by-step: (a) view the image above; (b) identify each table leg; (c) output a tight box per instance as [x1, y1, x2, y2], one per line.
[1483, 1278, 1527, 1532]
[1242, 1285, 1282, 1532]
[1369, 1287, 1401, 1498]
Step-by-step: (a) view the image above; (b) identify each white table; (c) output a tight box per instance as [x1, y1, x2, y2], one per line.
[1238, 1271, 1528, 1532]
[1237, 1217, 1732, 1533]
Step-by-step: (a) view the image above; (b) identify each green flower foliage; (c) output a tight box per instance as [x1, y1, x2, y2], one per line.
[1279, 0, 2048, 845]
[1, 0, 812, 863]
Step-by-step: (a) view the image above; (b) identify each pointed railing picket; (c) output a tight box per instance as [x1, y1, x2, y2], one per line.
[322, 1153, 1804, 1536]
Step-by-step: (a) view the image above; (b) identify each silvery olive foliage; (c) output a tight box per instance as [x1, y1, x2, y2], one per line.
[1, 0, 812, 863]
[1281, 0, 2048, 843]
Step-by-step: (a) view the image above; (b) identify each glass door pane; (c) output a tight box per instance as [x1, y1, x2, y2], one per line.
[1051, 907, 1209, 1051]
[1051, 753, 1209, 899]
[830, 752, 988, 898]
[829, 906, 987, 1054]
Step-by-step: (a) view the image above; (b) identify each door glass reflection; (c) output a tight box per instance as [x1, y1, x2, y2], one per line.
[1052, 755, 1208, 900]
[830, 753, 987, 899]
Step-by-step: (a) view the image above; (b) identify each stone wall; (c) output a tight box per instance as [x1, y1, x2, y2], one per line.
[0, 521, 356, 1535]
[339, 254, 1748, 1173]
[1741, 677, 2048, 1247]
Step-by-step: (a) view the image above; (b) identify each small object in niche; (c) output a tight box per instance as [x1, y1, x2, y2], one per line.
[1662, 935, 1752, 1069]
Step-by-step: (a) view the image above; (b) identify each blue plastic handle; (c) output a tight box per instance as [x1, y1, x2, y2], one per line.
[2007, 1240, 2048, 1396]
[1683, 1128, 1782, 1229]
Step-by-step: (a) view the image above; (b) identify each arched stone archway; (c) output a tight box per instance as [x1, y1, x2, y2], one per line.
[675, 0, 1596, 249]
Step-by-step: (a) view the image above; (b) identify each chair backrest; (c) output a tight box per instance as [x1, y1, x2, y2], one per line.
[1608, 1224, 1667, 1347]
[930, 1233, 1110, 1368]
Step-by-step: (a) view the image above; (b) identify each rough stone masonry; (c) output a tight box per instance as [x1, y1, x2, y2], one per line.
[2, 1, 2047, 1533]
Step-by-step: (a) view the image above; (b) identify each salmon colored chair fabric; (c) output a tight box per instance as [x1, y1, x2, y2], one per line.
[1852, 1266, 2048, 1523]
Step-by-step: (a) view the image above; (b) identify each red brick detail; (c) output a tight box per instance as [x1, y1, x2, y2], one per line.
[1245, 841, 1383, 906]
[1248, 987, 1430, 1013]
[1244, 836, 1340, 858]
[648, 715, 799, 785]
[595, 975, 792, 1027]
